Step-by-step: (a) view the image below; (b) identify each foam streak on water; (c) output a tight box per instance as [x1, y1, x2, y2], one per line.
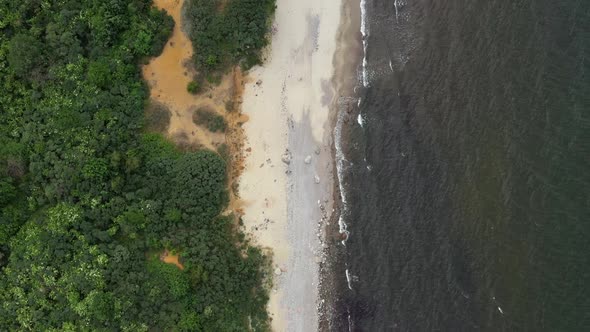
[360, 0, 370, 87]
[334, 97, 355, 244]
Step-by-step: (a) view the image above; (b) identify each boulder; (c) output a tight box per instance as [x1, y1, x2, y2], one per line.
[281, 150, 292, 164]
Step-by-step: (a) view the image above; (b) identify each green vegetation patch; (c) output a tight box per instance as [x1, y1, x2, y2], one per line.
[193, 108, 227, 133]
[185, 0, 277, 73]
[145, 101, 172, 133]
[187, 80, 201, 94]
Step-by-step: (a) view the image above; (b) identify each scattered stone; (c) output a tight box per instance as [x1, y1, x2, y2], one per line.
[256, 80, 263, 86]
[314, 147, 321, 155]
[304, 155, 312, 164]
[314, 175, 321, 184]
[281, 150, 292, 164]
[274, 268, 282, 276]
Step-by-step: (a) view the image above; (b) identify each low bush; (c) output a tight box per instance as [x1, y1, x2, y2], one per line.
[187, 80, 201, 94]
[193, 108, 227, 133]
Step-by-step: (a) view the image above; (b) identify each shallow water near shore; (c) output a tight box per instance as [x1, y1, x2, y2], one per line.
[332, 0, 590, 330]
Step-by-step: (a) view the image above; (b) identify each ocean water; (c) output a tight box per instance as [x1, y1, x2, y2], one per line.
[333, 0, 589, 331]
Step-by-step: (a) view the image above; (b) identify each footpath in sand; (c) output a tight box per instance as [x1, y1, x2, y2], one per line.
[239, 0, 343, 330]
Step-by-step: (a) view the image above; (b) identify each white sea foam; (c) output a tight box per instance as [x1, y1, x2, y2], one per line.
[334, 97, 353, 245]
[362, 51, 369, 87]
[357, 113, 364, 127]
[360, 0, 370, 87]
[360, 0, 368, 37]
[347, 309, 353, 332]
[345, 269, 353, 290]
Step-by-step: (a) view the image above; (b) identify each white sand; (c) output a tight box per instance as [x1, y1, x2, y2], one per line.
[239, 0, 342, 330]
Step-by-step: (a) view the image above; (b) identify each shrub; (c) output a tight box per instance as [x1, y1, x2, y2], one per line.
[192, 108, 227, 133]
[224, 100, 235, 113]
[187, 81, 201, 94]
[144, 102, 171, 133]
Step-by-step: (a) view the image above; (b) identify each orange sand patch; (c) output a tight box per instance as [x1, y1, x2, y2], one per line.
[161, 250, 185, 270]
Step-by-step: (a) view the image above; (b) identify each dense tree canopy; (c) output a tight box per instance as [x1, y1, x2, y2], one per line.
[0, 0, 270, 330]
[185, 0, 277, 73]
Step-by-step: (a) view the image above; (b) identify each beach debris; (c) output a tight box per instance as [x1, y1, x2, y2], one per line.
[314, 175, 321, 184]
[274, 268, 282, 276]
[281, 150, 292, 164]
[304, 155, 312, 164]
[314, 147, 321, 155]
[256, 79, 263, 86]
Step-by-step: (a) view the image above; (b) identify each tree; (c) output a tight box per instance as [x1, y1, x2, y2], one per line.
[7, 33, 43, 77]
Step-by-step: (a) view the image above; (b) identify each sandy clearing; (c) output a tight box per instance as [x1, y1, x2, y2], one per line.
[142, 0, 232, 151]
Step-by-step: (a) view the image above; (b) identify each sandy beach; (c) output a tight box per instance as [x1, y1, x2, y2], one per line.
[239, 0, 345, 330]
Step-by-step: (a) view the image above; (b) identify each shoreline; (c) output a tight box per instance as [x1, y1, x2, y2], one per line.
[239, 0, 345, 330]
[319, 0, 363, 329]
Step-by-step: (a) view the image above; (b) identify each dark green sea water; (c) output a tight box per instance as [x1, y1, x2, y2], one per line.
[334, 0, 589, 330]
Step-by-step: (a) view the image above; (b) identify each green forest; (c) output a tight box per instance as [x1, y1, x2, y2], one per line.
[0, 0, 272, 330]
[185, 0, 277, 73]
